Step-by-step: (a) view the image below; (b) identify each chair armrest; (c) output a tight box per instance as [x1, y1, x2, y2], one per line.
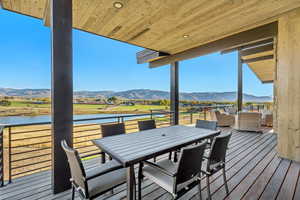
[86, 161, 123, 180]
[81, 152, 104, 159]
[143, 161, 177, 177]
[201, 169, 211, 176]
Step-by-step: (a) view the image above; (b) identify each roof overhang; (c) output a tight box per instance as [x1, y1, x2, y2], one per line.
[1, 0, 298, 84]
[240, 40, 275, 84]
[1, 0, 300, 54]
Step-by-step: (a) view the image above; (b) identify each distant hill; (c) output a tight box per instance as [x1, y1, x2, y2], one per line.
[0, 88, 272, 102]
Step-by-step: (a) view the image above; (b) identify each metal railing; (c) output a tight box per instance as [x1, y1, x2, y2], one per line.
[1, 111, 173, 185]
[0, 103, 267, 186]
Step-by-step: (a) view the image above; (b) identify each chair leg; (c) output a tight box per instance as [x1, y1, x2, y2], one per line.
[169, 152, 172, 160]
[138, 162, 144, 200]
[138, 177, 142, 200]
[174, 151, 178, 163]
[153, 157, 156, 162]
[198, 180, 202, 200]
[206, 175, 212, 200]
[222, 167, 229, 195]
[71, 185, 75, 200]
[101, 152, 106, 164]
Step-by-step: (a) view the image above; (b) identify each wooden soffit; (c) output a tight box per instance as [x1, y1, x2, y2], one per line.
[1, 0, 300, 55]
[241, 46, 275, 84]
[247, 59, 275, 84]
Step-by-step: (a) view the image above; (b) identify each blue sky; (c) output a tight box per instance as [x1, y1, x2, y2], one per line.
[0, 9, 273, 96]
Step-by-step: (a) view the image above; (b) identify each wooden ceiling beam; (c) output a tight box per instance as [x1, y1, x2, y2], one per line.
[220, 38, 273, 54]
[240, 43, 273, 57]
[136, 49, 169, 64]
[43, 0, 50, 27]
[149, 22, 277, 68]
[242, 55, 274, 63]
[262, 80, 274, 84]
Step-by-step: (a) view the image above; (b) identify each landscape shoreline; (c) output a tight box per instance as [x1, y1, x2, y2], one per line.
[0, 110, 157, 117]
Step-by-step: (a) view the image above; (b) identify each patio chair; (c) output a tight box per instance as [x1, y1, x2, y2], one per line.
[138, 142, 207, 200]
[234, 112, 262, 132]
[100, 123, 125, 163]
[210, 110, 235, 127]
[61, 140, 126, 200]
[195, 120, 218, 147]
[195, 119, 217, 130]
[261, 110, 273, 127]
[138, 119, 159, 162]
[138, 119, 156, 131]
[201, 133, 232, 200]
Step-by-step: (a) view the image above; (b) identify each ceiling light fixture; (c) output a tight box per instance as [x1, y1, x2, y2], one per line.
[113, 2, 123, 9]
[183, 35, 189, 38]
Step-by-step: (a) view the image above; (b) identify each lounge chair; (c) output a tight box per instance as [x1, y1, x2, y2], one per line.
[210, 110, 235, 127]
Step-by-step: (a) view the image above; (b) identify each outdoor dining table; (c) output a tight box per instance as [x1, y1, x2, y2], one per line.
[93, 125, 220, 200]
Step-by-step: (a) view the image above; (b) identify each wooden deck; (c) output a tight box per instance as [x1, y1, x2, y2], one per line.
[1, 127, 300, 200]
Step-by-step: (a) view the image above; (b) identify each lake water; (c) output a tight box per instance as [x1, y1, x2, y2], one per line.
[0, 113, 144, 126]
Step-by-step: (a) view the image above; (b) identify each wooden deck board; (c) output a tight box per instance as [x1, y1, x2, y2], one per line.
[1, 127, 299, 200]
[259, 158, 291, 200]
[276, 161, 300, 200]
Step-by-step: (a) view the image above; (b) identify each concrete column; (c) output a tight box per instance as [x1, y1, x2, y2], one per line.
[276, 8, 300, 161]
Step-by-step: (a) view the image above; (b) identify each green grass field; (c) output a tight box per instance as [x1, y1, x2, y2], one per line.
[0, 100, 169, 116]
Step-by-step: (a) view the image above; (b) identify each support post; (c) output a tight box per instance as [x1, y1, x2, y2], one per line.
[50, 0, 73, 194]
[277, 8, 300, 161]
[170, 62, 179, 125]
[237, 51, 243, 112]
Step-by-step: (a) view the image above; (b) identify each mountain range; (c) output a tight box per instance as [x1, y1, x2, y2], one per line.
[0, 88, 272, 102]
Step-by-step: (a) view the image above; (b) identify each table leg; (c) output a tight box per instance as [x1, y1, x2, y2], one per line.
[127, 166, 136, 200]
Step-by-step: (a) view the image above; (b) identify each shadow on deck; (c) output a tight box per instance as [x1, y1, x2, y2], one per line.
[1, 127, 300, 200]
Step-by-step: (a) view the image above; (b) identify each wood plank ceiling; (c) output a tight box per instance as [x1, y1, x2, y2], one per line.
[2, 0, 300, 84]
[2, 0, 300, 55]
[241, 45, 275, 83]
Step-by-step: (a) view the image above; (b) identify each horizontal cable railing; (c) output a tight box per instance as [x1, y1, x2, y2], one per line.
[1, 111, 173, 185]
[0, 103, 272, 186]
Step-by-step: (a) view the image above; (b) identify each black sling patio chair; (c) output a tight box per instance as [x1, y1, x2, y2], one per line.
[201, 133, 232, 200]
[195, 119, 217, 130]
[172, 120, 219, 163]
[138, 142, 207, 200]
[195, 119, 219, 147]
[138, 119, 156, 131]
[137, 119, 160, 162]
[100, 123, 125, 163]
[138, 119, 175, 162]
[61, 140, 126, 200]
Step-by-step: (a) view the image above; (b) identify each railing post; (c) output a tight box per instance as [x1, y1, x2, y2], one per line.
[170, 112, 173, 125]
[0, 126, 4, 187]
[150, 110, 153, 119]
[190, 113, 193, 124]
[204, 109, 207, 120]
[8, 127, 11, 184]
